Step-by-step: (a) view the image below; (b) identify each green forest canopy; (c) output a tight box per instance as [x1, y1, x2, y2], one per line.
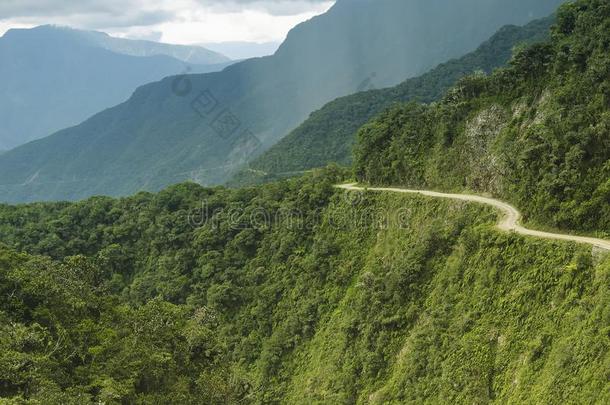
[1, 0, 609, 403]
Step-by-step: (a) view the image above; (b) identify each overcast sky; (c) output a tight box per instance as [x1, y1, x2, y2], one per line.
[0, 0, 335, 44]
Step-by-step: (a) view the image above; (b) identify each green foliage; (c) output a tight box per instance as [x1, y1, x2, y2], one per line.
[354, 0, 610, 235]
[1, 165, 609, 403]
[0, 249, 247, 404]
[0, 2, 608, 403]
[239, 15, 555, 182]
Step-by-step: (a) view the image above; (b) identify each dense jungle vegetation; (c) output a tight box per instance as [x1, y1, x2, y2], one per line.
[1, 168, 609, 404]
[1, 1, 609, 403]
[354, 0, 610, 235]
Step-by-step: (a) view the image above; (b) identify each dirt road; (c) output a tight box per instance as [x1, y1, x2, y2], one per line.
[337, 184, 610, 251]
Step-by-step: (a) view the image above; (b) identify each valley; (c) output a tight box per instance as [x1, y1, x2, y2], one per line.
[0, 0, 608, 403]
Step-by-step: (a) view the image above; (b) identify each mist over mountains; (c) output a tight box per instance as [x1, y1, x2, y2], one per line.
[0, 0, 565, 203]
[237, 15, 555, 184]
[0, 25, 231, 151]
[201, 41, 281, 60]
[1, 0, 609, 403]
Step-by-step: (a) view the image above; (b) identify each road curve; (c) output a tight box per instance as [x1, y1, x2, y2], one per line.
[337, 184, 610, 251]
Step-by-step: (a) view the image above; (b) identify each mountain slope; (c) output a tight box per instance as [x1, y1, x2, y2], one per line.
[0, 26, 230, 150]
[354, 0, 610, 235]
[0, 1, 608, 401]
[237, 16, 555, 184]
[0, 0, 565, 203]
[0, 169, 608, 403]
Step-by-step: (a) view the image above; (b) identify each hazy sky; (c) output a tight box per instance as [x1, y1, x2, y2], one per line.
[0, 0, 335, 44]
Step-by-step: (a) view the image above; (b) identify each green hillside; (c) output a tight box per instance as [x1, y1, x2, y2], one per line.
[237, 16, 554, 185]
[0, 1, 608, 403]
[1, 168, 608, 403]
[0, 0, 564, 203]
[354, 0, 610, 235]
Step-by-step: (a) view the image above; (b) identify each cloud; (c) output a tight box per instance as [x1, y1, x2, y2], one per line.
[0, 0, 175, 29]
[0, 0, 335, 43]
[0, 0, 332, 20]
[0, 0, 130, 19]
[197, 0, 333, 16]
[128, 30, 164, 42]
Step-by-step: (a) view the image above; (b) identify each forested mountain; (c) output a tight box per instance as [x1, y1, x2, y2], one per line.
[0, 26, 230, 151]
[354, 0, 610, 235]
[0, 1, 609, 402]
[0, 0, 564, 203]
[236, 16, 555, 185]
[0, 167, 608, 403]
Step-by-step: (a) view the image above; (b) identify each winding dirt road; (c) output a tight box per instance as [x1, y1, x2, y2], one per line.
[337, 184, 610, 251]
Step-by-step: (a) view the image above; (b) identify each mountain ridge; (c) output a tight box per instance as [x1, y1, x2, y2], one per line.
[2, 25, 230, 64]
[233, 15, 555, 185]
[0, 26, 232, 151]
[0, 0, 565, 203]
[0, 0, 608, 402]
[354, 0, 610, 234]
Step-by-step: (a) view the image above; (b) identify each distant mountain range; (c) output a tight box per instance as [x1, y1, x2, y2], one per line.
[59, 26, 230, 65]
[0, 25, 231, 150]
[0, 1, 607, 403]
[0, 0, 565, 203]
